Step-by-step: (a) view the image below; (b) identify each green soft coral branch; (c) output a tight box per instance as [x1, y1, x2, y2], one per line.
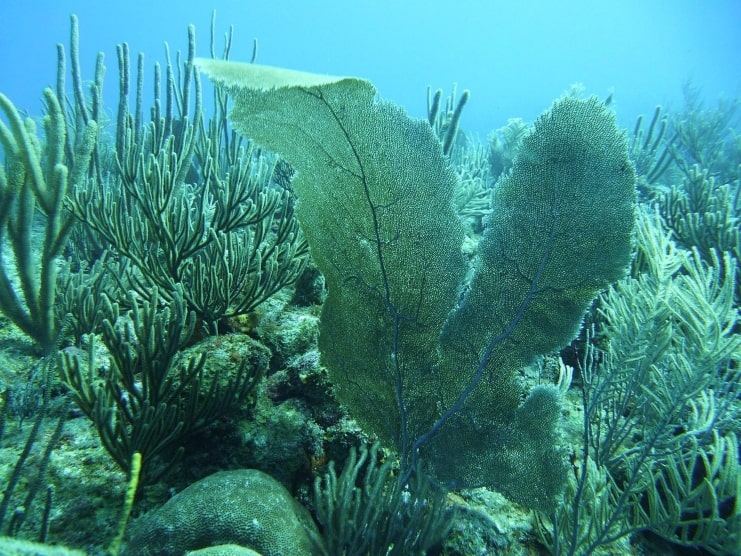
[0, 89, 96, 352]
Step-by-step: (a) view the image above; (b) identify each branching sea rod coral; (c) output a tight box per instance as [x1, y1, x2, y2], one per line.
[540, 210, 741, 555]
[68, 23, 309, 333]
[58, 288, 265, 485]
[0, 14, 309, 548]
[0, 88, 96, 354]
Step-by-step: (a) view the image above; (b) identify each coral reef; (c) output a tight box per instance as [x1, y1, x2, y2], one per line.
[0, 10, 738, 556]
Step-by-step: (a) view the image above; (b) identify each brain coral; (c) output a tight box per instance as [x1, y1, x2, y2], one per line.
[187, 545, 264, 556]
[123, 469, 325, 555]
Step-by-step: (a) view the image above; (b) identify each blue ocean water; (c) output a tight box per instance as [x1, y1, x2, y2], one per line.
[0, 0, 738, 137]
